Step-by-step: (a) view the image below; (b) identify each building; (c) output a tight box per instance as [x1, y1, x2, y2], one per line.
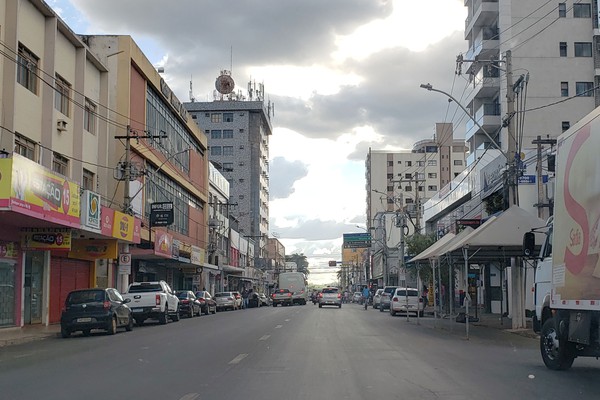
[184, 81, 273, 264]
[83, 35, 210, 293]
[0, 0, 142, 327]
[365, 124, 467, 286]
[206, 162, 230, 293]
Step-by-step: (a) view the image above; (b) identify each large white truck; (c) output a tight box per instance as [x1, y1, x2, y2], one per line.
[524, 107, 600, 370]
[278, 272, 308, 305]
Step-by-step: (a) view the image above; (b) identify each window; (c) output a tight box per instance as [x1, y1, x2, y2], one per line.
[387, 198, 394, 204]
[210, 146, 222, 156]
[573, 3, 591, 18]
[559, 42, 567, 57]
[387, 161, 393, 167]
[387, 173, 393, 180]
[396, 160, 401, 164]
[210, 113, 222, 123]
[14, 134, 35, 160]
[405, 173, 412, 179]
[222, 162, 233, 171]
[406, 198, 414, 204]
[404, 186, 412, 191]
[223, 112, 233, 122]
[84, 98, 97, 134]
[54, 74, 71, 116]
[52, 153, 69, 176]
[222, 129, 233, 138]
[558, 3, 566, 17]
[453, 160, 463, 166]
[82, 169, 94, 190]
[574, 42, 592, 57]
[17, 44, 38, 94]
[211, 130, 222, 139]
[418, 186, 424, 192]
[386, 185, 394, 191]
[222, 146, 234, 156]
[417, 173, 425, 180]
[561, 82, 569, 97]
[406, 161, 412, 167]
[561, 121, 570, 132]
[576, 82, 594, 96]
[427, 160, 437, 166]
[428, 185, 438, 191]
[428, 172, 437, 179]
[417, 161, 425, 167]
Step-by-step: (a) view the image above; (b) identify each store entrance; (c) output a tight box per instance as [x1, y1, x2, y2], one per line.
[24, 251, 44, 325]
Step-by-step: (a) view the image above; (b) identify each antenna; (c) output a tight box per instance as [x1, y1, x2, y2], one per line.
[230, 45, 233, 74]
[189, 76, 195, 103]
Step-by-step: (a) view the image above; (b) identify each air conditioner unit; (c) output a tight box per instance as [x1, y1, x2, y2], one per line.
[57, 119, 68, 132]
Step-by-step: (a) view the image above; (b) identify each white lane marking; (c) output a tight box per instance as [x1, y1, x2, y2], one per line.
[285, 319, 290, 322]
[275, 324, 283, 329]
[259, 334, 271, 341]
[228, 353, 249, 364]
[179, 394, 201, 400]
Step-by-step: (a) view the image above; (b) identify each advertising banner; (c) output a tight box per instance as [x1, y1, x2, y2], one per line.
[190, 245, 203, 265]
[0, 241, 19, 259]
[112, 211, 134, 242]
[0, 158, 11, 208]
[10, 154, 80, 227]
[21, 228, 71, 250]
[81, 190, 101, 232]
[154, 230, 173, 258]
[69, 239, 117, 261]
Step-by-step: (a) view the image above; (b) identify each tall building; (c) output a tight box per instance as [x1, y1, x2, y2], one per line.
[185, 79, 272, 263]
[365, 124, 467, 286]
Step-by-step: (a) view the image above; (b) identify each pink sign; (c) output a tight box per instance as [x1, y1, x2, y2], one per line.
[154, 230, 173, 258]
[101, 206, 115, 237]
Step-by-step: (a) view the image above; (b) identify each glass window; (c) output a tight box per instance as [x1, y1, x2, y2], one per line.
[453, 160, 462, 166]
[428, 185, 438, 191]
[17, 44, 38, 94]
[405, 186, 412, 191]
[0, 261, 16, 326]
[576, 82, 594, 96]
[428, 172, 437, 179]
[211, 146, 222, 156]
[406, 161, 412, 167]
[223, 112, 233, 122]
[558, 3, 566, 17]
[14, 133, 36, 160]
[561, 82, 569, 97]
[211, 113, 222, 123]
[222, 129, 233, 138]
[561, 121, 570, 132]
[405, 173, 412, 179]
[387, 161, 393, 167]
[222, 162, 233, 171]
[574, 42, 592, 57]
[84, 98, 97, 134]
[54, 74, 71, 117]
[573, 3, 591, 18]
[559, 42, 567, 57]
[417, 161, 425, 167]
[82, 169, 94, 191]
[211, 130, 222, 139]
[427, 160, 437, 166]
[52, 153, 69, 176]
[223, 146, 234, 156]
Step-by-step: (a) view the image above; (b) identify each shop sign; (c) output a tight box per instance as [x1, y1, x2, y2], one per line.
[172, 240, 191, 263]
[154, 230, 173, 258]
[0, 158, 12, 208]
[192, 274, 201, 285]
[150, 202, 174, 227]
[190, 245, 203, 265]
[112, 211, 134, 242]
[21, 228, 71, 250]
[6, 154, 80, 227]
[133, 218, 142, 244]
[81, 190, 101, 232]
[101, 206, 115, 236]
[69, 239, 117, 261]
[0, 241, 19, 259]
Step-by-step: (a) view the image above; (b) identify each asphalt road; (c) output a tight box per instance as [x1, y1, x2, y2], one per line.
[1, 303, 600, 400]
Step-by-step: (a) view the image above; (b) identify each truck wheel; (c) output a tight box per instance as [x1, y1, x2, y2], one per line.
[540, 317, 575, 370]
[159, 306, 168, 325]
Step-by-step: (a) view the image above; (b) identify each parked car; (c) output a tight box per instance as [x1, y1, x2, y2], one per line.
[257, 293, 270, 307]
[372, 288, 384, 309]
[318, 287, 342, 308]
[272, 288, 293, 307]
[122, 281, 180, 325]
[60, 288, 133, 338]
[390, 287, 424, 317]
[352, 292, 363, 303]
[195, 291, 217, 315]
[231, 291, 243, 309]
[214, 292, 238, 311]
[248, 292, 262, 308]
[175, 290, 202, 318]
[379, 286, 399, 312]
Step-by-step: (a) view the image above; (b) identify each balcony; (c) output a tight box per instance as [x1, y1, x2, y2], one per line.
[464, 27, 499, 75]
[464, 68, 500, 105]
[465, 103, 501, 142]
[465, 0, 499, 37]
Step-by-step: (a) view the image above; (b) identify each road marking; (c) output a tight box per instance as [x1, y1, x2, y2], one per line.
[179, 394, 200, 400]
[275, 324, 283, 329]
[285, 319, 290, 321]
[228, 353, 248, 364]
[259, 334, 271, 341]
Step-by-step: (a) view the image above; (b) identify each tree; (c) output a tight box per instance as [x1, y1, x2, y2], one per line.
[285, 253, 309, 275]
[405, 233, 436, 284]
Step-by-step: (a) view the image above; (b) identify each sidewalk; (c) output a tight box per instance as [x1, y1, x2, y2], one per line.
[0, 324, 61, 347]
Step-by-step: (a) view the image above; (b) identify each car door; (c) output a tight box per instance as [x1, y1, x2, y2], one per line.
[108, 289, 127, 326]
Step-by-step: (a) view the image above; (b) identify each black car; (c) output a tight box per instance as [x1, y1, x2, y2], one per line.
[194, 291, 217, 315]
[60, 288, 133, 338]
[176, 290, 202, 317]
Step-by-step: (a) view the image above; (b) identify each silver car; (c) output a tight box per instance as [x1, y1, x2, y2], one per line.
[318, 287, 342, 308]
[214, 292, 238, 311]
[378, 286, 398, 312]
[372, 289, 384, 309]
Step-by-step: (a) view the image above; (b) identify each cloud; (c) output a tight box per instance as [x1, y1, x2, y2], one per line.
[269, 157, 309, 200]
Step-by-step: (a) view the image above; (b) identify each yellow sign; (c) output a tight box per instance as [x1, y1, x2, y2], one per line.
[69, 239, 118, 261]
[112, 210, 134, 242]
[21, 228, 72, 250]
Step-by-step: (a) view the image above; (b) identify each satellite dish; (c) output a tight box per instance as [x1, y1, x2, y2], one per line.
[215, 74, 235, 94]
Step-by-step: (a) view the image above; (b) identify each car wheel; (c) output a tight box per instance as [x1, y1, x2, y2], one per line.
[172, 307, 180, 322]
[319, 304, 322, 308]
[61, 326, 70, 338]
[379, 306, 384, 313]
[204, 306, 210, 316]
[338, 304, 342, 308]
[189, 307, 194, 318]
[82, 329, 91, 337]
[107, 317, 117, 335]
[135, 318, 144, 326]
[159, 306, 168, 325]
[390, 309, 396, 316]
[126, 315, 134, 332]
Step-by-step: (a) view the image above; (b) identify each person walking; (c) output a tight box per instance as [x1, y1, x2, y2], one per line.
[362, 286, 370, 310]
[242, 288, 249, 309]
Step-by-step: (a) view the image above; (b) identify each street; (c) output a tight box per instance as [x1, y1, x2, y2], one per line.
[1, 305, 599, 400]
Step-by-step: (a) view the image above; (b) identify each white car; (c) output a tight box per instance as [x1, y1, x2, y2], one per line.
[389, 288, 424, 317]
[372, 289, 384, 309]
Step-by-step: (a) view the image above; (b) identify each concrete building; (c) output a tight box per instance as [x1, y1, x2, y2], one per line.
[365, 124, 467, 286]
[185, 89, 273, 264]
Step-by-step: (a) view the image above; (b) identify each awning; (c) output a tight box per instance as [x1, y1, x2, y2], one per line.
[202, 262, 220, 271]
[409, 232, 456, 263]
[425, 227, 475, 260]
[222, 265, 245, 273]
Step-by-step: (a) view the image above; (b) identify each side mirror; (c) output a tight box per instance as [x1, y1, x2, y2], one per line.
[523, 232, 536, 258]
[123, 298, 131, 304]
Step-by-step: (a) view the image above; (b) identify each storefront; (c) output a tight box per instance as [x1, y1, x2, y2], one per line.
[0, 242, 19, 327]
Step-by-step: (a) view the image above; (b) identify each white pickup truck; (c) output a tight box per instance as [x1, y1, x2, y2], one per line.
[123, 281, 180, 325]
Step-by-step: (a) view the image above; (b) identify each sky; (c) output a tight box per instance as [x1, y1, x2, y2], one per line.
[49, 0, 468, 286]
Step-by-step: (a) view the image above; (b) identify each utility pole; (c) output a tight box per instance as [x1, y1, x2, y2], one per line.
[532, 136, 556, 220]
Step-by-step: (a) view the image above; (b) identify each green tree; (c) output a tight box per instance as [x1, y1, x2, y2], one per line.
[405, 233, 436, 284]
[285, 253, 309, 275]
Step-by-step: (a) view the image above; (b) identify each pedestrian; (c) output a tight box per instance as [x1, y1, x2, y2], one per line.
[422, 285, 429, 307]
[242, 288, 249, 309]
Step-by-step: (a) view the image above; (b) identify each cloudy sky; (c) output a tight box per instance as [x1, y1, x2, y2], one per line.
[50, 0, 468, 285]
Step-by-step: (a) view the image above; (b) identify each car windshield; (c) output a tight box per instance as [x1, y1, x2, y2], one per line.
[396, 290, 419, 297]
[176, 292, 190, 299]
[66, 290, 104, 304]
